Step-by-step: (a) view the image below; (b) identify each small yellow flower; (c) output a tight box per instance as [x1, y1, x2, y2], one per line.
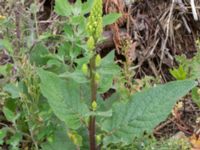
[87, 36, 95, 50]
[96, 134, 102, 144]
[94, 73, 100, 84]
[92, 101, 97, 111]
[197, 88, 200, 96]
[95, 54, 101, 67]
[81, 64, 88, 76]
[0, 15, 6, 20]
[67, 132, 77, 144]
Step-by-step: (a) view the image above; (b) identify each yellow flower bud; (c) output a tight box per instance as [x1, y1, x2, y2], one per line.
[67, 132, 74, 140]
[67, 131, 82, 146]
[87, 36, 95, 50]
[91, 101, 97, 111]
[95, 54, 101, 67]
[0, 15, 6, 20]
[95, 21, 103, 39]
[94, 21, 97, 26]
[95, 73, 100, 84]
[68, 133, 77, 144]
[198, 88, 200, 96]
[81, 64, 88, 76]
[96, 134, 102, 144]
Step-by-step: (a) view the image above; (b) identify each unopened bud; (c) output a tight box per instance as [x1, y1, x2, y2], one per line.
[198, 88, 200, 96]
[81, 64, 88, 76]
[92, 101, 97, 111]
[87, 36, 95, 50]
[95, 73, 100, 84]
[96, 134, 101, 144]
[95, 54, 101, 67]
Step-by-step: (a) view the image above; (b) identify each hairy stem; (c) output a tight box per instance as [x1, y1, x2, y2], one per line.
[89, 55, 97, 150]
[14, 4, 21, 54]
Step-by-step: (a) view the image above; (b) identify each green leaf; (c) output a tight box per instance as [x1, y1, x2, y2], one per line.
[72, 0, 82, 16]
[64, 24, 74, 39]
[86, 110, 112, 117]
[103, 13, 122, 27]
[101, 80, 197, 145]
[82, 1, 93, 14]
[0, 39, 13, 54]
[97, 51, 120, 93]
[0, 128, 7, 145]
[38, 69, 89, 129]
[3, 83, 21, 99]
[3, 107, 16, 122]
[30, 43, 49, 66]
[175, 52, 200, 80]
[192, 87, 200, 107]
[59, 70, 89, 84]
[0, 63, 13, 77]
[54, 0, 72, 16]
[169, 65, 187, 80]
[71, 16, 85, 26]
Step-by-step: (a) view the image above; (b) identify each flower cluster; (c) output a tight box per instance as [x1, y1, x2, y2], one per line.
[86, 0, 103, 46]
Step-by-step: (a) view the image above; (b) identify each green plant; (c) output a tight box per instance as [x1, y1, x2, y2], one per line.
[170, 65, 187, 80]
[36, 1, 197, 150]
[172, 49, 200, 80]
[0, 1, 198, 150]
[1, 0, 122, 149]
[1, 57, 55, 150]
[192, 87, 200, 107]
[39, 69, 196, 149]
[0, 1, 58, 149]
[170, 40, 200, 109]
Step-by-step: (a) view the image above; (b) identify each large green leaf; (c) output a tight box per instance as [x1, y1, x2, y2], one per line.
[59, 69, 89, 84]
[97, 51, 120, 93]
[38, 69, 89, 129]
[101, 80, 197, 145]
[103, 13, 122, 27]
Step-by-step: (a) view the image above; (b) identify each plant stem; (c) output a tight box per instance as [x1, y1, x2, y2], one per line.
[89, 116, 96, 150]
[89, 55, 97, 150]
[34, 0, 39, 38]
[14, 4, 21, 54]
